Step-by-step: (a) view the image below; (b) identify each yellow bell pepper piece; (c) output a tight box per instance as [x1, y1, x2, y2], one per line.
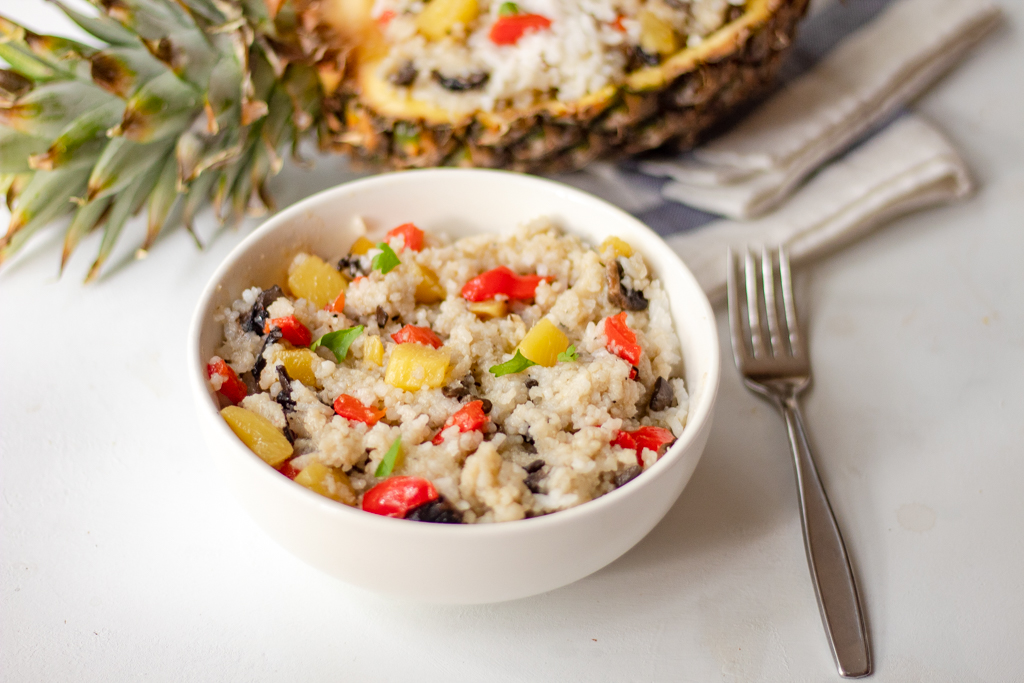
[287, 254, 345, 309]
[221, 406, 293, 466]
[295, 462, 357, 505]
[517, 318, 569, 367]
[385, 343, 450, 391]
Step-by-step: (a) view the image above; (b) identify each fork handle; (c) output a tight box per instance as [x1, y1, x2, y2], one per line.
[779, 395, 872, 678]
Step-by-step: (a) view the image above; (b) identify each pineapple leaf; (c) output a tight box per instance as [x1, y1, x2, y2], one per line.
[0, 130, 50, 173]
[61, 196, 113, 273]
[50, 1, 141, 47]
[29, 99, 126, 171]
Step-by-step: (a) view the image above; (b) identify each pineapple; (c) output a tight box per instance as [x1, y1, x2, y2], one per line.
[0, 0, 808, 279]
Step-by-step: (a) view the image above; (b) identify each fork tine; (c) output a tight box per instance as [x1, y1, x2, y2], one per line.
[744, 248, 768, 359]
[778, 246, 804, 356]
[726, 248, 752, 367]
[762, 246, 782, 357]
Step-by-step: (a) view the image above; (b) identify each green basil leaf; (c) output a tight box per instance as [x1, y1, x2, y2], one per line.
[375, 435, 402, 477]
[499, 2, 520, 15]
[489, 349, 538, 377]
[311, 325, 364, 362]
[371, 242, 401, 274]
[557, 344, 579, 362]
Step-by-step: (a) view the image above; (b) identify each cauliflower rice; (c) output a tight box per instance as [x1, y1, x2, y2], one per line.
[208, 218, 687, 524]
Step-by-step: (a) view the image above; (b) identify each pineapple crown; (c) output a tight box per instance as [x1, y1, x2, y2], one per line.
[0, 0, 343, 281]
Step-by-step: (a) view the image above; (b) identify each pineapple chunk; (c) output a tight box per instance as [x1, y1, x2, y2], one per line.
[416, 0, 479, 41]
[518, 318, 569, 367]
[414, 264, 446, 303]
[295, 462, 357, 505]
[350, 236, 375, 255]
[639, 10, 679, 55]
[277, 348, 320, 387]
[364, 335, 384, 367]
[221, 406, 293, 466]
[600, 236, 633, 259]
[468, 299, 507, 320]
[287, 254, 345, 309]
[385, 343, 450, 391]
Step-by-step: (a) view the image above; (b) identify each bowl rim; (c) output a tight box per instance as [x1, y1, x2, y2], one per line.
[188, 167, 720, 536]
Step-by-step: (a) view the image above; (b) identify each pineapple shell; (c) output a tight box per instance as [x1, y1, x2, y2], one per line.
[320, 0, 809, 173]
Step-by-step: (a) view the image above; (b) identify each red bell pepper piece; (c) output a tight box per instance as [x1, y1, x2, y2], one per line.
[489, 13, 552, 45]
[391, 324, 443, 349]
[385, 222, 424, 252]
[333, 394, 387, 427]
[326, 290, 345, 313]
[604, 312, 642, 366]
[264, 315, 313, 347]
[460, 266, 550, 302]
[206, 358, 248, 405]
[377, 9, 395, 25]
[278, 459, 301, 480]
[612, 426, 675, 466]
[432, 400, 489, 444]
[362, 476, 439, 518]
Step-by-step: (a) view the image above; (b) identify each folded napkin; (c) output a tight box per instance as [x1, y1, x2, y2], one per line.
[640, 0, 1000, 220]
[666, 114, 972, 304]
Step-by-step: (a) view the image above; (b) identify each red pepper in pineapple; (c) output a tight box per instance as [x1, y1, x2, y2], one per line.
[391, 324, 444, 349]
[278, 459, 301, 480]
[325, 290, 345, 313]
[612, 426, 675, 466]
[264, 315, 313, 347]
[460, 266, 551, 302]
[333, 394, 387, 427]
[603, 312, 642, 366]
[362, 476, 439, 518]
[489, 13, 552, 45]
[385, 223, 424, 252]
[432, 400, 489, 444]
[206, 358, 248, 404]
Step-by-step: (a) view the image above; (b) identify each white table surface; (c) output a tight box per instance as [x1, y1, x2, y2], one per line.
[2, 1, 1022, 681]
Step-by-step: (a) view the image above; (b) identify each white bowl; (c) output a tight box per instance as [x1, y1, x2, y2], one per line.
[188, 169, 720, 603]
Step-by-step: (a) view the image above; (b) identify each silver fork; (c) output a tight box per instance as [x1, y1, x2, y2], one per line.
[727, 246, 872, 679]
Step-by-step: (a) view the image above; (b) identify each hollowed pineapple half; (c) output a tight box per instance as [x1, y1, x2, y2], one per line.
[320, 0, 809, 172]
[0, 0, 805, 278]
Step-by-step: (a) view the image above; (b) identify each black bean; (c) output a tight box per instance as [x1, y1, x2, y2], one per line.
[431, 69, 489, 91]
[524, 467, 545, 494]
[375, 306, 388, 328]
[615, 465, 643, 488]
[275, 366, 296, 413]
[649, 376, 676, 412]
[337, 255, 368, 279]
[607, 260, 648, 311]
[479, 398, 492, 414]
[525, 459, 545, 474]
[405, 497, 463, 524]
[243, 285, 284, 334]
[442, 383, 470, 399]
[252, 327, 282, 380]
[525, 379, 538, 390]
[389, 60, 418, 87]
[522, 433, 535, 446]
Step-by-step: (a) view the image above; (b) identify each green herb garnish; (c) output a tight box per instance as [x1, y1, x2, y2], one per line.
[557, 344, 579, 362]
[498, 1, 520, 15]
[489, 349, 538, 377]
[375, 435, 402, 477]
[311, 325, 365, 362]
[371, 242, 401, 274]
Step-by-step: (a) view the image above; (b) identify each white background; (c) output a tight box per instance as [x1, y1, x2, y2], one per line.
[2, 1, 1022, 681]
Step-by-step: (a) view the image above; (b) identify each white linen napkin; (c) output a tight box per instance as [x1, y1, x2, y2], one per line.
[640, 0, 1000, 220]
[666, 114, 972, 304]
